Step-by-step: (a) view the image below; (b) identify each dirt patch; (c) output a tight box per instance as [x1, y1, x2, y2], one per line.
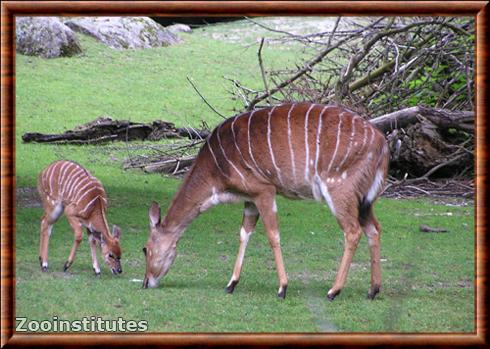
[293, 269, 338, 332]
[17, 187, 42, 209]
[292, 270, 333, 283]
[52, 271, 75, 280]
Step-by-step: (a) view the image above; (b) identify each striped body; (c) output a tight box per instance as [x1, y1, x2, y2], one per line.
[37, 160, 122, 275]
[204, 103, 388, 212]
[38, 160, 107, 222]
[143, 102, 389, 300]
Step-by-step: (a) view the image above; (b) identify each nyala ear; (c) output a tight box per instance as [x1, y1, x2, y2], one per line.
[112, 225, 121, 240]
[149, 201, 161, 228]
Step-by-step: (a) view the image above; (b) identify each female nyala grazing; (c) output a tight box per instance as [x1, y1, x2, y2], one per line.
[37, 160, 122, 275]
[143, 102, 389, 300]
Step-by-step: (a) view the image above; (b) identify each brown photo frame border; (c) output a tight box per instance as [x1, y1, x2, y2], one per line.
[1, 1, 488, 347]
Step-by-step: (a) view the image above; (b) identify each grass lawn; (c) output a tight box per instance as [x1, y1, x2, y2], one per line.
[14, 19, 475, 333]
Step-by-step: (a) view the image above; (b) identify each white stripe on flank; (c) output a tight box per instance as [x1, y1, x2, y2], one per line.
[314, 106, 329, 174]
[207, 135, 230, 179]
[42, 165, 52, 193]
[45, 162, 58, 194]
[64, 167, 85, 199]
[56, 161, 71, 194]
[73, 176, 93, 201]
[304, 104, 316, 181]
[326, 112, 344, 174]
[65, 163, 81, 196]
[79, 195, 100, 215]
[267, 106, 284, 186]
[216, 122, 248, 189]
[75, 179, 100, 204]
[287, 104, 297, 183]
[247, 110, 268, 179]
[51, 161, 64, 194]
[311, 106, 331, 203]
[337, 115, 357, 170]
[59, 162, 75, 196]
[62, 162, 80, 197]
[231, 114, 255, 171]
[67, 171, 90, 201]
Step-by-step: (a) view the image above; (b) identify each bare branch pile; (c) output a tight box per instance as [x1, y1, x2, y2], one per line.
[235, 17, 474, 114]
[227, 17, 475, 184]
[122, 140, 204, 176]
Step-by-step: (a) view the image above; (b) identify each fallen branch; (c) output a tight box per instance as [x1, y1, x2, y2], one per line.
[22, 116, 210, 144]
[370, 106, 474, 133]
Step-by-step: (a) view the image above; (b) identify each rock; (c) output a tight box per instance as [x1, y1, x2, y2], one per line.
[16, 17, 82, 58]
[64, 17, 180, 49]
[166, 24, 192, 34]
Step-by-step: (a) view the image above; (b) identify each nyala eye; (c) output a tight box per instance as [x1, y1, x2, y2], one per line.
[142, 247, 147, 255]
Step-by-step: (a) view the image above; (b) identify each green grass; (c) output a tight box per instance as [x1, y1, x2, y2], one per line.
[15, 19, 474, 333]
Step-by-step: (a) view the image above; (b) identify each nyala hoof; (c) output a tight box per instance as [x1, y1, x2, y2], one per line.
[225, 280, 238, 294]
[277, 285, 287, 300]
[327, 290, 341, 302]
[39, 257, 48, 272]
[63, 261, 72, 272]
[367, 286, 380, 300]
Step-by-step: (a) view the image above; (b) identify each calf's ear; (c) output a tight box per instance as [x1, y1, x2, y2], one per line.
[112, 225, 121, 240]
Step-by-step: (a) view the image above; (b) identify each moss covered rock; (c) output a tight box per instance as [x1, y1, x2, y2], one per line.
[16, 17, 82, 58]
[64, 17, 180, 50]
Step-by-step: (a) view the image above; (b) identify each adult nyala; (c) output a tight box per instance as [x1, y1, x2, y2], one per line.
[142, 102, 389, 300]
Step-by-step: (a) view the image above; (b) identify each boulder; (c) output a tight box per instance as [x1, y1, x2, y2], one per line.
[166, 24, 192, 34]
[64, 17, 180, 49]
[16, 17, 82, 58]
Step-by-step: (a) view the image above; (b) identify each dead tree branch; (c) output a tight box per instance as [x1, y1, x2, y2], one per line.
[246, 18, 386, 110]
[257, 38, 272, 106]
[371, 106, 474, 133]
[22, 117, 210, 144]
[186, 76, 227, 119]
